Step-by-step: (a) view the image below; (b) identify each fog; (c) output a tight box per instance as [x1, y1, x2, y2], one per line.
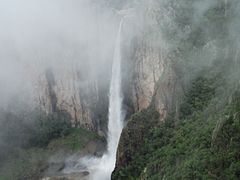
[0, 0, 138, 176]
[0, 0, 120, 108]
[0, 0, 239, 109]
[0, 0, 240, 179]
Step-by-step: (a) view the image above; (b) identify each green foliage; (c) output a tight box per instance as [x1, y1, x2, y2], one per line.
[0, 110, 71, 155]
[114, 79, 240, 179]
[112, 0, 240, 179]
[180, 77, 215, 118]
[48, 128, 101, 151]
[112, 108, 160, 180]
[29, 111, 72, 147]
[0, 148, 49, 180]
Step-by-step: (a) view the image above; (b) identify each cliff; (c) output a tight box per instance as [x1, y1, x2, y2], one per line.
[114, 33, 183, 175]
[35, 60, 110, 135]
[38, 68, 96, 130]
[122, 34, 182, 121]
[113, 0, 240, 179]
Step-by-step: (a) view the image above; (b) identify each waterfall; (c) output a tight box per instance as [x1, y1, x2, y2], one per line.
[87, 19, 124, 180]
[107, 18, 124, 162]
[63, 19, 124, 180]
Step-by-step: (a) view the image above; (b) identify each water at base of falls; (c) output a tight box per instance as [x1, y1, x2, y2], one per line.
[63, 19, 124, 180]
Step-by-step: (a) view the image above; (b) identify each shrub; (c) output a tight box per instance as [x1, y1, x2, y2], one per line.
[29, 111, 72, 147]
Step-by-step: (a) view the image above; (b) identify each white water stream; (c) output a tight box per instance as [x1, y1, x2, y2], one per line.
[89, 18, 124, 180]
[63, 19, 125, 180]
[63, 18, 124, 180]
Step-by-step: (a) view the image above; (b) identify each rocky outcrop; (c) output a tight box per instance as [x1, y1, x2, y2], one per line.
[153, 63, 183, 121]
[113, 63, 182, 178]
[131, 38, 164, 112]
[114, 30, 184, 174]
[37, 69, 95, 130]
[36, 61, 109, 133]
[124, 36, 182, 121]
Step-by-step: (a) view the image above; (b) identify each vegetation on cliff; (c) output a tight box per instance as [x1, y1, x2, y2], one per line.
[113, 74, 240, 179]
[113, 0, 240, 178]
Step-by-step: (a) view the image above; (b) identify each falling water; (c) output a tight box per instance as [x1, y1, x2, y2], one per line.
[106, 18, 124, 164]
[87, 19, 124, 180]
[63, 19, 124, 180]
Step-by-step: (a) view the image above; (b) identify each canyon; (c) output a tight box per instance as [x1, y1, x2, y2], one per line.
[0, 0, 239, 179]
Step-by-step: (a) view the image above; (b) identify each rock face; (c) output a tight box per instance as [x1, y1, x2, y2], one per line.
[36, 61, 110, 133]
[131, 38, 164, 112]
[37, 68, 96, 130]
[123, 36, 181, 121]
[114, 31, 183, 174]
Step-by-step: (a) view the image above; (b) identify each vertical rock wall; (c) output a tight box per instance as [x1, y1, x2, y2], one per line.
[125, 36, 181, 121]
[36, 62, 107, 132]
[131, 38, 164, 111]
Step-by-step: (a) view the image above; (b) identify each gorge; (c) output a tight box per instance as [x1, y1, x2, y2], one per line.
[0, 0, 240, 180]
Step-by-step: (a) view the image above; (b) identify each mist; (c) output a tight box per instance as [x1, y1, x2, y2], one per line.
[0, 0, 239, 118]
[0, 0, 120, 109]
[0, 1, 137, 179]
[0, 0, 240, 179]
